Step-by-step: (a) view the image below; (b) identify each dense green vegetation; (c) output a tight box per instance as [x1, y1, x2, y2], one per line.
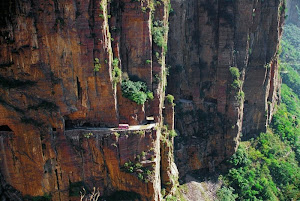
[218, 12, 300, 201]
[272, 84, 300, 162]
[121, 79, 154, 104]
[280, 24, 300, 72]
[220, 130, 299, 200]
[152, 20, 168, 51]
[229, 67, 244, 103]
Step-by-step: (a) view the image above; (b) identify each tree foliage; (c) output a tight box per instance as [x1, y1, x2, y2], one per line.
[121, 79, 153, 105]
[219, 17, 300, 201]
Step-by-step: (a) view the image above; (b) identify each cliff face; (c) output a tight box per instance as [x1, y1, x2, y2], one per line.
[0, 0, 177, 200]
[167, 0, 284, 174]
[1, 128, 164, 200]
[0, 0, 284, 200]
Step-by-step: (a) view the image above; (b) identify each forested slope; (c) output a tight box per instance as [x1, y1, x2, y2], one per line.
[217, 8, 300, 201]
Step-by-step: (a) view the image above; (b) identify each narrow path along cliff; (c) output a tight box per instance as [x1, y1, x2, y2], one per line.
[0, 0, 286, 200]
[66, 123, 157, 132]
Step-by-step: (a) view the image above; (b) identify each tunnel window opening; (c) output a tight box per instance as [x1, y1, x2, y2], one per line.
[82, 122, 93, 127]
[204, 97, 218, 104]
[76, 77, 82, 101]
[0, 125, 12, 131]
[65, 120, 94, 130]
[64, 116, 105, 130]
[52, 128, 57, 131]
[65, 120, 73, 130]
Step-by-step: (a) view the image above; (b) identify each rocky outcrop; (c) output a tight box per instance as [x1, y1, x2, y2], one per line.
[161, 102, 178, 195]
[167, 0, 284, 175]
[0, 0, 284, 199]
[0, 125, 163, 200]
[0, 0, 176, 200]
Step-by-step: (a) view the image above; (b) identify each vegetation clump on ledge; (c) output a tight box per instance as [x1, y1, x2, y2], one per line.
[94, 58, 101, 72]
[152, 20, 168, 51]
[121, 151, 155, 183]
[121, 79, 153, 104]
[229, 66, 244, 103]
[165, 94, 175, 105]
[112, 58, 122, 86]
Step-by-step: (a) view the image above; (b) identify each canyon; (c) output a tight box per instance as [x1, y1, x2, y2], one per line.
[0, 0, 285, 200]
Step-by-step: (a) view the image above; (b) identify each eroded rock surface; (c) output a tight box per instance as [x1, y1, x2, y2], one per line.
[0, 0, 285, 199]
[167, 0, 284, 175]
[0, 0, 173, 200]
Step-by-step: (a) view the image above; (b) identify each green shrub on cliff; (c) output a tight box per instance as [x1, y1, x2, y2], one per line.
[229, 67, 240, 79]
[121, 154, 154, 183]
[152, 20, 168, 51]
[229, 67, 244, 103]
[111, 58, 122, 86]
[94, 58, 101, 72]
[121, 79, 153, 104]
[165, 94, 174, 104]
[169, 130, 177, 137]
[231, 79, 242, 89]
[112, 66, 121, 84]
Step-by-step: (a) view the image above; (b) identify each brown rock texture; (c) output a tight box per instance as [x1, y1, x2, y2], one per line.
[167, 0, 284, 175]
[160, 131, 178, 195]
[0, 126, 162, 200]
[0, 0, 174, 200]
[161, 102, 178, 194]
[0, 0, 285, 199]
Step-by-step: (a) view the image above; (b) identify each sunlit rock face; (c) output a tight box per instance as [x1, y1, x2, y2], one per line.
[0, 0, 284, 199]
[0, 0, 173, 200]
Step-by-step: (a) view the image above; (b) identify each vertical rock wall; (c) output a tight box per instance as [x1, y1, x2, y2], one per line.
[0, 0, 285, 199]
[0, 0, 175, 200]
[167, 0, 284, 175]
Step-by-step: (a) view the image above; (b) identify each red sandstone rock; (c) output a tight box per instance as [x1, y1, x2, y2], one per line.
[0, 0, 170, 200]
[0, 0, 284, 199]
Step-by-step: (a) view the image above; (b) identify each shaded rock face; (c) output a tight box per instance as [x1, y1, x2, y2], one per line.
[167, 0, 284, 175]
[0, 170, 23, 201]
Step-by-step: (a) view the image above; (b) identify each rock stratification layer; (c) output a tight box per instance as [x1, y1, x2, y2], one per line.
[0, 0, 284, 200]
[167, 0, 284, 175]
[0, 0, 175, 200]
